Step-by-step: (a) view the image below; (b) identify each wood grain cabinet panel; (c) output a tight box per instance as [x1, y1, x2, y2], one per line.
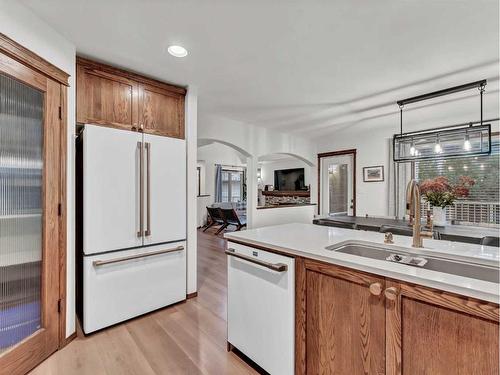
[77, 57, 185, 138]
[77, 65, 138, 130]
[300, 260, 386, 375]
[139, 83, 185, 139]
[386, 281, 499, 375]
[296, 259, 499, 375]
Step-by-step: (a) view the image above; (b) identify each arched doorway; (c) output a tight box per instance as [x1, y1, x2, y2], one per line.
[197, 138, 252, 230]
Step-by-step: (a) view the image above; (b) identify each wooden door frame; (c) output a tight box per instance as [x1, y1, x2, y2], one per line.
[0, 33, 70, 352]
[317, 149, 357, 216]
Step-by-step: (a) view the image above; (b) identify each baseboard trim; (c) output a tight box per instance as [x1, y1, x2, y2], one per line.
[60, 331, 77, 349]
[186, 292, 198, 299]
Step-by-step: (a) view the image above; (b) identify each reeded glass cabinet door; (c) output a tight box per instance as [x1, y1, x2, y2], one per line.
[0, 72, 44, 353]
[0, 51, 62, 374]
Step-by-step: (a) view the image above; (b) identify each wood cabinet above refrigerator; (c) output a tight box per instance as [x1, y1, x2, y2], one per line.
[76, 57, 186, 139]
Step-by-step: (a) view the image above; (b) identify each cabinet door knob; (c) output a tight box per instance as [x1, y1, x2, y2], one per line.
[384, 287, 399, 300]
[369, 282, 383, 296]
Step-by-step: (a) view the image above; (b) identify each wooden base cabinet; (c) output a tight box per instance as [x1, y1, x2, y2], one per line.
[296, 259, 499, 375]
[296, 259, 386, 375]
[386, 281, 499, 375]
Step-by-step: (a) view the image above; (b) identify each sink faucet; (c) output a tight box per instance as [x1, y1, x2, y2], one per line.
[406, 179, 433, 248]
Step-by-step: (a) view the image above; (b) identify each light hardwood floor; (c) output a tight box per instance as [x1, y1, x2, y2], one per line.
[30, 230, 261, 375]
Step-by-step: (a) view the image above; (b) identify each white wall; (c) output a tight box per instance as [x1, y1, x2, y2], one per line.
[197, 142, 247, 226]
[316, 87, 500, 217]
[185, 87, 198, 295]
[0, 0, 76, 337]
[198, 114, 317, 228]
[254, 205, 316, 228]
[198, 142, 246, 199]
[259, 158, 312, 189]
[198, 114, 316, 164]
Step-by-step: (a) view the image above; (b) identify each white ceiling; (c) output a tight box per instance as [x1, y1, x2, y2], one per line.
[22, 0, 499, 139]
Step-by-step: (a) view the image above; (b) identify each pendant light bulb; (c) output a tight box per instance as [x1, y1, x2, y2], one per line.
[409, 140, 416, 156]
[464, 132, 471, 151]
[434, 135, 442, 154]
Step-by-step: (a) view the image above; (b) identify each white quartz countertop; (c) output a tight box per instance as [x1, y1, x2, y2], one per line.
[225, 223, 500, 303]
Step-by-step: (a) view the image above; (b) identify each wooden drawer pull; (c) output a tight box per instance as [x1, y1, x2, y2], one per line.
[384, 287, 399, 300]
[369, 282, 383, 296]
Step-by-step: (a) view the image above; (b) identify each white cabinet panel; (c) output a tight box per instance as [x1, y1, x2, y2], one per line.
[227, 243, 295, 375]
[83, 126, 142, 254]
[83, 242, 186, 333]
[143, 133, 186, 246]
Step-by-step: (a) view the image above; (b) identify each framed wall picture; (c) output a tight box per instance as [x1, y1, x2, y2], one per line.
[363, 166, 384, 182]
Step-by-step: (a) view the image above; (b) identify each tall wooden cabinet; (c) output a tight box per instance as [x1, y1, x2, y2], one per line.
[0, 32, 68, 374]
[76, 57, 185, 138]
[296, 259, 499, 375]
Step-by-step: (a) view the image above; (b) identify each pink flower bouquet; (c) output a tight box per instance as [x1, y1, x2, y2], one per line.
[419, 176, 475, 208]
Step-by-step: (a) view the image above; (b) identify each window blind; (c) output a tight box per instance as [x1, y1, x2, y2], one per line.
[414, 137, 499, 226]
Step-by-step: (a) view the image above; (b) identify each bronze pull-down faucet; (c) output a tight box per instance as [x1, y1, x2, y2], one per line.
[406, 179, 434, 247]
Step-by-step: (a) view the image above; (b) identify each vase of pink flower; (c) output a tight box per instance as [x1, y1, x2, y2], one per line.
[419, 176, 475, 226]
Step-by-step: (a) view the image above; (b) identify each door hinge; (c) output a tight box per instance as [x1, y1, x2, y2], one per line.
[57, 299, 62, 313]
[58, 106, 62, 120]
[58, 203, 62, 216]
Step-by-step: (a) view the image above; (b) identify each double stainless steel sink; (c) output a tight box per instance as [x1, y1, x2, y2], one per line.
[326, 243, 499, 283]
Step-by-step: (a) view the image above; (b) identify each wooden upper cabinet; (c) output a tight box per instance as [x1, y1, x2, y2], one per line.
[76, 64, 138, 130]
[76, 57, 185, 138]
[386, 280, 499, 375]
[299, 260, 386, 375]
[139, 83, 185, 139]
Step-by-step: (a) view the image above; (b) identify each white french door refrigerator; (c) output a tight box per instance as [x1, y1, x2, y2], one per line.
[78, 125, 186, 333]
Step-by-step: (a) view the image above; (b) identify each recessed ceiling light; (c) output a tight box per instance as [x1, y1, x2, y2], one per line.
[167, 45, 188, 58]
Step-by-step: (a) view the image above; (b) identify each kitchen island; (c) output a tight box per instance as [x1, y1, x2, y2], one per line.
[225, 223, 499, 375]
[313, 214, 500, 244]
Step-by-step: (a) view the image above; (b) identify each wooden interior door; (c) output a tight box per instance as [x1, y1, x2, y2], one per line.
[139, 83, 185, 139]
[0, 51, 62, 374]
[76, 64, 139, 130]
[385, 281, 500, 375]
[299, 260, 385, 375]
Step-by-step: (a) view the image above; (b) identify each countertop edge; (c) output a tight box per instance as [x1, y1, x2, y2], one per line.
[256, 203, 317, 210]
[226, 235, 500, 304]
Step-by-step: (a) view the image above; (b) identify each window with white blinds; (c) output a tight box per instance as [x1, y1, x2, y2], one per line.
[221, 168, 244, 203]
[414, 136, 499, 227]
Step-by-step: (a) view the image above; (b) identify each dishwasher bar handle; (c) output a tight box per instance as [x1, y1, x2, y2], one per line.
[225, 248, 288, 272]
[93, 246, 184, 267]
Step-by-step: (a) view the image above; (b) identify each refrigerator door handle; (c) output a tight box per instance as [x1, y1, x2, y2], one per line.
[145, 142, 151, 236]
[137, 141, 144, 237]
[92, 245, 184, 267]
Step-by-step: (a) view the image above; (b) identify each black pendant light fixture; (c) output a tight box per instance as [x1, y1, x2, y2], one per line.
[393, 80, 493, 162]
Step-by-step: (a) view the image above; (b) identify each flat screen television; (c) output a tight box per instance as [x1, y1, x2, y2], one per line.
[274, 168, 306, 191]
